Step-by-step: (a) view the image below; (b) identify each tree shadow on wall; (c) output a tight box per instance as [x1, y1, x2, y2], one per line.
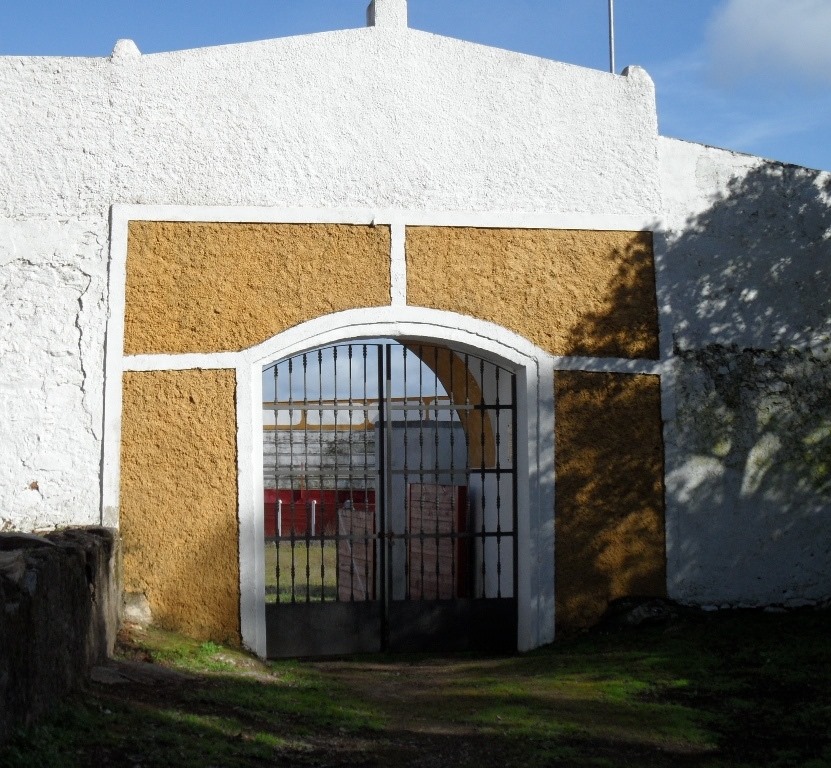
[559, 231, 662, 361]
[664, 160, 831, 353]
[660, 159, 831, 601]
[556, 157, 831, 628]
[554, 370, 667, 632]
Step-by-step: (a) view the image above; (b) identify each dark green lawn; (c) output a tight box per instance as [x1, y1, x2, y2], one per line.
[3, 609, 830, 767]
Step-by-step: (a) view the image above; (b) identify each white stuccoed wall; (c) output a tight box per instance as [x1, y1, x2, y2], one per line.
[660, 137, 831, 352]
[0, 219, 108, 530]
[0, 18, 660, 530]
[1, 29, 660, 220]
[2, 8, 829, 613]
[659, 137, 831, 607]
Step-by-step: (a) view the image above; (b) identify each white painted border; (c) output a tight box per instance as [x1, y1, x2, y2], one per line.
[124, 351, 667, 376]
[237, 360, 266, 656]
[390, 218, 406, 306]
[652, 227, 679, 597]
[233, 307, 555, 656]
[101, 209, 129, 528]
[111, 203, 658, 233]
[103, 204, 665, 656]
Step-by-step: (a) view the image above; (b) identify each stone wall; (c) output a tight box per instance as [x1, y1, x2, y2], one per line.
[0, 527, 119, 742]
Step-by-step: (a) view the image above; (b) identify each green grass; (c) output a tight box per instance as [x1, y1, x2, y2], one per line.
[265, 540, 338, 603]
[3, 610, 830, 767]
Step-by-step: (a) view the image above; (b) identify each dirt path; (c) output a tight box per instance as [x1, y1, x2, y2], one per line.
[10, 613, 830, 768]
[82, 656, 520, 767]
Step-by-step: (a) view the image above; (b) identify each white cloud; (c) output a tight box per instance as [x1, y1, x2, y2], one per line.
[707, 0, 831, 86]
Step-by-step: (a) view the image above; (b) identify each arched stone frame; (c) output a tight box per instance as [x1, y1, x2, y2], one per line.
[236, 306, 556, 657]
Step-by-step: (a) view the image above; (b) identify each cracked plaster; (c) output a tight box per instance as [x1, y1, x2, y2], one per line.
[0, 219, 106, 528]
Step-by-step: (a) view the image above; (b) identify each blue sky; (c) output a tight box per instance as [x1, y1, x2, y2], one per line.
[2, 0, 829, 171]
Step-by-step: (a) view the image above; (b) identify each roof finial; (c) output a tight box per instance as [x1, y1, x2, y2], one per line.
[366, 0, 408, 30]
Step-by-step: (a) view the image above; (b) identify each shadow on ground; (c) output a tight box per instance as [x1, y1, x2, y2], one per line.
[2, 610, 830, 768]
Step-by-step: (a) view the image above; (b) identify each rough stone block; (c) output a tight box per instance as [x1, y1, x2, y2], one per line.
[0, 527, 119, 743]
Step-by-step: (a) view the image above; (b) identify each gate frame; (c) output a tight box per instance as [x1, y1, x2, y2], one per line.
[238, 306, 556, 658]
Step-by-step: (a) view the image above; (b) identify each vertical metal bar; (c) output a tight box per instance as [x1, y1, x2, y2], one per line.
[402, 345, 410, 600]
[316, 349, 323, 541]
[494, 365, 503, 599]
[433, 346, 441, 599]
[479, 357, 487, 599]
[511, 372, 518, 601]
[341, 344, 353, 602]
[272, 363, 281, 602]
[417, 344, 425, 599]
[463, 352, 472, 600]
[448, 349, 457, 597]
[288, 357, 297, 604]
[363, 345, 370, 601]
[378, 344, 389, 648]
[608, 0, 616, 74]
[303, 353, 311, 603]
[327, 347, 337, 599]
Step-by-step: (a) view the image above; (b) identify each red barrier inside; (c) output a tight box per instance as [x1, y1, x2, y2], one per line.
[264, 488, 376, 537]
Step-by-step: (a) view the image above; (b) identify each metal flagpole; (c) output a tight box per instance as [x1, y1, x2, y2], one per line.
[608, 0, 616, 74]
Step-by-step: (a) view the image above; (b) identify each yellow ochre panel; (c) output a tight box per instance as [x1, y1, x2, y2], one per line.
[125, 222, 391, 355]
[406, 227, 659, 360]
[554, 371, 666, 633]
[120, 369, 240, 644]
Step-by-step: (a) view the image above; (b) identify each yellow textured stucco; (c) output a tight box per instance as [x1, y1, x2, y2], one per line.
[554, 371, 666, 632]
[406, 227, 659, 359]
[125, 222, 391, 355]
[120, 369, 240, 643]
[404, 343, 496, 468]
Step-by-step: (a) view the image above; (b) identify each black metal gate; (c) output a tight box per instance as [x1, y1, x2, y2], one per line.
[262, 341, 517, 657]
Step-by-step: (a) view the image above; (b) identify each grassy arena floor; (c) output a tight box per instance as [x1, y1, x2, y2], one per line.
[3, 610, 830, 767]
[265, 541, 338, 603]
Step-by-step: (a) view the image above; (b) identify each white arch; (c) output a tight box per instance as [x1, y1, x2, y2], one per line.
[242, 306, 550, 370]
[237, 307, 555, 657]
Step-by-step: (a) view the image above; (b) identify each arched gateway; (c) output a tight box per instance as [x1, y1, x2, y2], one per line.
[237, 311, 554, 658]
[263, 339, 516, 656]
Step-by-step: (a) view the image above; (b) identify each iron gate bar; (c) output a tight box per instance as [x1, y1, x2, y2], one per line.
[448, 349, 458, 598]
[264, 340, 518, 656]
[265, 531, 508, 544]
[380, 344, 390, 647]
[264, 468, 514, 479]
[390, 468, 511, 475]
[316, 348, 324, 602]
[495, 366, 502, 598]
[265, 530, 508, 544]
[421, 358, 428, 599]
[512, 374, 519, 605]
[479, 358, 487, 598]
[434, 347, 441, 601]
[402, 345, 411, 599]
[264, 402, 514, 412]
